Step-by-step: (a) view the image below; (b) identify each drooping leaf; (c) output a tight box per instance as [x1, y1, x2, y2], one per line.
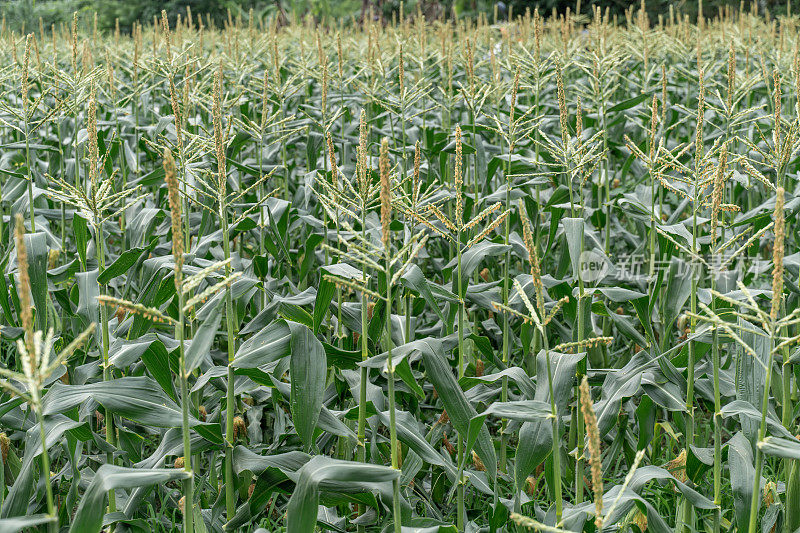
[420, 338, 497, 481]
[286, 456, 400, 533]
[69, 466, 190, 533]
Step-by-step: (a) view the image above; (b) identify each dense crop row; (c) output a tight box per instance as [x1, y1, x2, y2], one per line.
[0, 4, 798, 532]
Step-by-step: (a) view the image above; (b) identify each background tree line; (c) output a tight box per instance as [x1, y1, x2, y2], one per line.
[0, 0, 797, 38]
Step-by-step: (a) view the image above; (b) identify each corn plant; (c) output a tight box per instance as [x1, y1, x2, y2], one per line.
[0, 6, 798, 533]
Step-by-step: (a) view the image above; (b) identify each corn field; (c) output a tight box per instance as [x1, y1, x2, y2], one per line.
[1, 3, 800, 532]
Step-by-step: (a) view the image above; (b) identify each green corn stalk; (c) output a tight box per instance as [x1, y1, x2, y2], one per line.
[749, 97, 788, 530]
[500, 68, 520, 474]
[518, 202, 563, 521]
[212, 60, 238, 520]
[454, 124, 467, 531]
[355, 110, 370, 533]
[22, 34, 35, 231]
[710, 145, 727, 533]
[164, 149, 193, 533]
[88, 87, 118, 515]
[683, 66, 705, 533]
[380, 137, 402, 533]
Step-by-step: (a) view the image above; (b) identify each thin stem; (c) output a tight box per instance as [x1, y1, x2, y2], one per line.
[23, 92, 35, 233]
[96, 221, 116, 514]
[386, 248, 402, 533]
[36, 408, 57, 533]
[222, 208, 237, 519]
[712, 266, 721, 533]
[543, 331, 562, 523]
[748, 334, 776, 533]
[356, 201, 369, 533]
[500, 126, 513, 474]
[457, 229, 466, 529]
